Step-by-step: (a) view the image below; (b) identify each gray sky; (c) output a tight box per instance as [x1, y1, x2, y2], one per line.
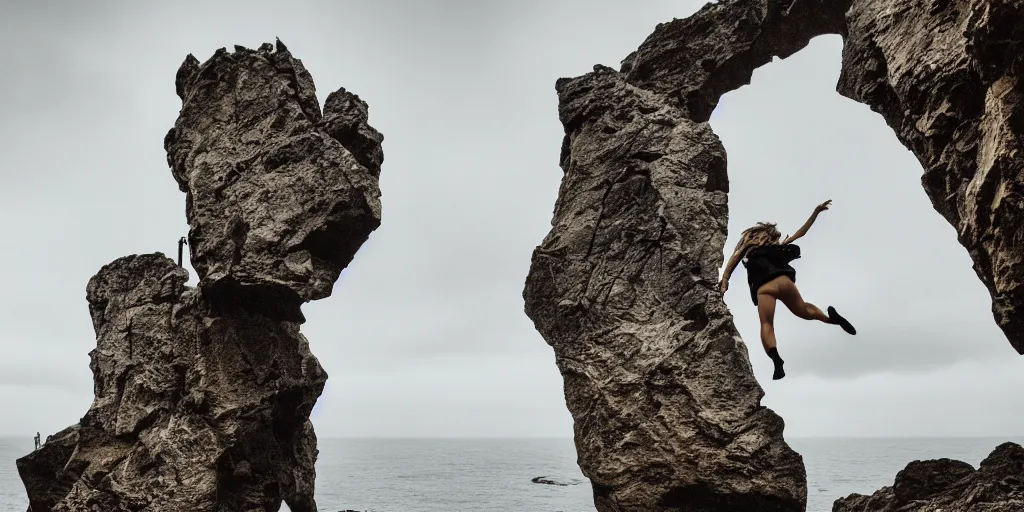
[1, 0, 1021, 440]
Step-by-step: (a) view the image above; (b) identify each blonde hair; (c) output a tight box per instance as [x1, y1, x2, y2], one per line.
[732, 222, 782, 257]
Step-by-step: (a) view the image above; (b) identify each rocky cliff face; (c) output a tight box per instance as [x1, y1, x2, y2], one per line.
[525, 0, 1023, 511]
[832, 442, 1024, 512]
[837, 0, 1024, 355]
[17, 41, 382, 512]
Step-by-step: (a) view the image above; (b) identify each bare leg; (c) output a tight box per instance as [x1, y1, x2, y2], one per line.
[774, 277, 830, 324]
[755, 289, 785, 380]
[756, 291, 778, 352]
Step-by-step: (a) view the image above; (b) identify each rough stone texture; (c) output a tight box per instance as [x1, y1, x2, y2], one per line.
[525, 0, 1024, 511]
[164, 39, 383, 323]
[837, 0, 1024, 355]
[526, 65, 807, 512]
[17, 41, 382, 512]
[833, 442, 1024, 512]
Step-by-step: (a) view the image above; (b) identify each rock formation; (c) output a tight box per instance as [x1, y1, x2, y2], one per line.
[832, 442, 1024, 512]
[531, 476, 584, 486]
[525, 0, 1023, 511]
[17, 41, 382, 512]
[837, 0, 1024, 355]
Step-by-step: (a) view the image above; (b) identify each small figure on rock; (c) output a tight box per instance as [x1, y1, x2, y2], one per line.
[177, 236, 188, 268]
[33, 432, 40, 451]
[719, 200, 856, 380]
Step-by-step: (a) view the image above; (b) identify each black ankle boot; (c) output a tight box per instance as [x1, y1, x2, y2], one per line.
[768, 347, 786, 380]
[827, 306, 857, 335]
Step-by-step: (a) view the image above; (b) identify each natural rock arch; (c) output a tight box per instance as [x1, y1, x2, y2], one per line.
[524, 0, 1023, 511]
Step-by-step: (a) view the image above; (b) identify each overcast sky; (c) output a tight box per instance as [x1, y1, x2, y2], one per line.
[1, 0, 1021, 441]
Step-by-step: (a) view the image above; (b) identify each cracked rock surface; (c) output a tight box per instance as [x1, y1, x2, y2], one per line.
[165, 40, 383, 322]
[17, 41, 382, 512]
[525, 0, 1023, 511]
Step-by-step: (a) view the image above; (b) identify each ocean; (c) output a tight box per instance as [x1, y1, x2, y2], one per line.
[3, 436, 1021, 512]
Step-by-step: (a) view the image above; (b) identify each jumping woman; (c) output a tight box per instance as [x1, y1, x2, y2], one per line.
[719, 199, 857, 380]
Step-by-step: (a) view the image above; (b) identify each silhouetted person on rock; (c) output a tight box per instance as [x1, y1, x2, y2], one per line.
[719, 200, 856, 380]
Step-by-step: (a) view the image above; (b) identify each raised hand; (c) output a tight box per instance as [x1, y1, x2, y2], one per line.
[815, 199, 832, 213]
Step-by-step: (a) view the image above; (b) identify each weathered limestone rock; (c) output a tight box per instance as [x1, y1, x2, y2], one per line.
[17, 41, 382, 512]
[526, 0, 1024, 510]
[833, 442, 1024, 512]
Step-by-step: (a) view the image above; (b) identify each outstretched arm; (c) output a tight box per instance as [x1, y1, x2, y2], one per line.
[720, 243, 748, 293]
[782, 199, 831, 245]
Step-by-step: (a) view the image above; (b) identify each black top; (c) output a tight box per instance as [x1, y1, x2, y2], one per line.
[742, 243, 801, 306]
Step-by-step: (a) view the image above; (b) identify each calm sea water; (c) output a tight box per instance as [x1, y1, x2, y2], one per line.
[2, 437, 1021, 512]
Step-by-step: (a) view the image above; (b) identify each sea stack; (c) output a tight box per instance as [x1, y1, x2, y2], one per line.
[16, 41, 383, 511]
